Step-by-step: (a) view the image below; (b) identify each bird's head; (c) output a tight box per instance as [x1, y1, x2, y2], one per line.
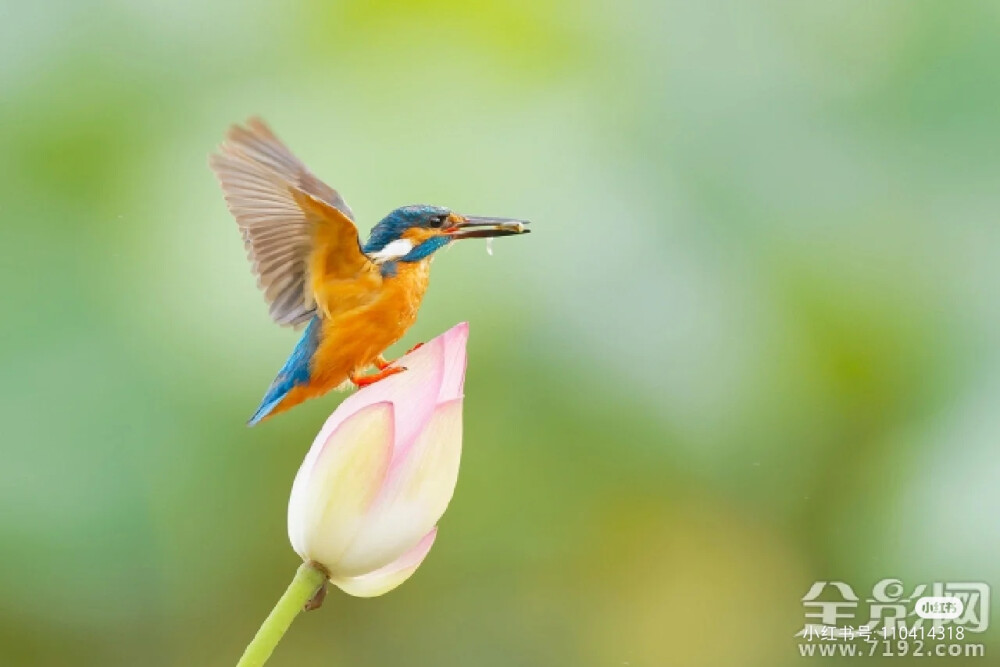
[363, 204, 529, 265]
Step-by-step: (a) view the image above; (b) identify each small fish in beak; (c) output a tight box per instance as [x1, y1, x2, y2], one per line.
[445, 216, 531, 240]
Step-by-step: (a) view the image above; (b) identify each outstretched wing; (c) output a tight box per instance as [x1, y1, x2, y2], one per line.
[209, 118, 369, 327]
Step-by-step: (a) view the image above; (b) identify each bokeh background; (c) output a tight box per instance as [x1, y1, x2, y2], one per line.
[2, 1, 999, 665]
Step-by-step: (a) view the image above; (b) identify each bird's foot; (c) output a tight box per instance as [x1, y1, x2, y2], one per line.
[351, 365, 406, 388]
[370, 343, 422, 375]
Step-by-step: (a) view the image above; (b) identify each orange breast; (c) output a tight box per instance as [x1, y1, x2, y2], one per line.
[308, 259, 431, 391]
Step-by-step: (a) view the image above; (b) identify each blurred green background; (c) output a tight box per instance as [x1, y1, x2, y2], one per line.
[2, 1, 999, 665]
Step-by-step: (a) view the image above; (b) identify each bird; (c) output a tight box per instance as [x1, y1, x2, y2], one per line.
[209, 118, 530, 426]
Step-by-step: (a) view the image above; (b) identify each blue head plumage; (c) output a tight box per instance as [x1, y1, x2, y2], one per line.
[363, 205, 452, 254]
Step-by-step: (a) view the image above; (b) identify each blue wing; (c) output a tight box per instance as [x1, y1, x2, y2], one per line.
[247, 315, 322, 426]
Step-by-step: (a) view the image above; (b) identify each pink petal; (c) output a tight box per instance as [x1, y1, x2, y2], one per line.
[389, 322, 468, 464]
[331, 528, 438, 598]
[435, 322, 469, 403]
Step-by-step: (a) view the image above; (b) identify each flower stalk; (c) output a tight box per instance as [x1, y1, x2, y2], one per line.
[235, 562, 328, 667]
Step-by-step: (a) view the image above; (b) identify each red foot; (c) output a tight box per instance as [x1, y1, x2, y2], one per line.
[405, 342, 424, 355]
[351, 365, 406, 388]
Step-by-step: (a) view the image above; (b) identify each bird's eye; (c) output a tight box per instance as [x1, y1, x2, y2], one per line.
[429, 214, 448, 228]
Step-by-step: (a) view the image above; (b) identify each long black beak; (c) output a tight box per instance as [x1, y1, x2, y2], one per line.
[445, 216, 531, 239]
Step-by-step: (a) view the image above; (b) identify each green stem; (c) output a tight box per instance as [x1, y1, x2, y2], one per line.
[236, 562, 328, 667]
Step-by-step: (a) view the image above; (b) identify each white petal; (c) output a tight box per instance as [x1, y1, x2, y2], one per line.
[334, 399, 463, 576]
[332, 529, 437, 598]
[287, 402, 394, 572]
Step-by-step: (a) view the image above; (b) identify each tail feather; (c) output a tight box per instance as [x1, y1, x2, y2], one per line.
[247, 393, 287, 427]
[247, 316, 322, 426]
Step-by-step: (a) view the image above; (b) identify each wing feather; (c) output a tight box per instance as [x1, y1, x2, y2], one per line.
[209, 118, 367, 327]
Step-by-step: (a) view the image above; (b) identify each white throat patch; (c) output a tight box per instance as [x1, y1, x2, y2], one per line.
[369, 238, 414, 263]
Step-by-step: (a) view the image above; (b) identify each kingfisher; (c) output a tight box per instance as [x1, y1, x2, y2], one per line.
[209, 118, 530, 425]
